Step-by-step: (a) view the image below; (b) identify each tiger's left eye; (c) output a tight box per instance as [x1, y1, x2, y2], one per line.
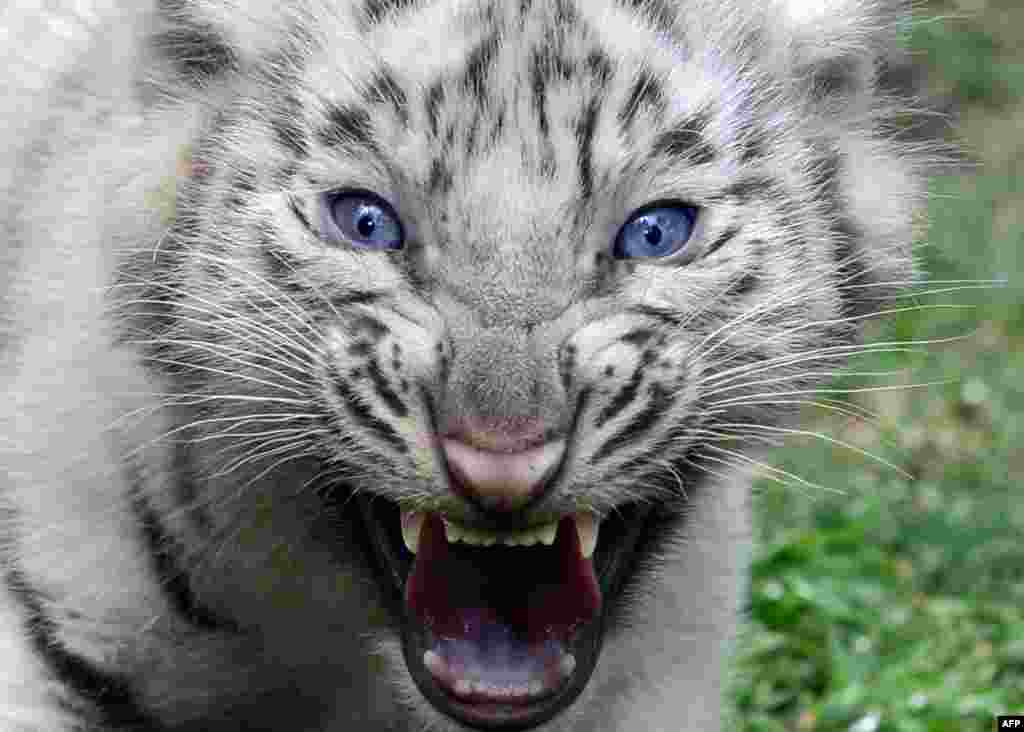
[612, 204, 698, 259]
[326, 191, 404, 250]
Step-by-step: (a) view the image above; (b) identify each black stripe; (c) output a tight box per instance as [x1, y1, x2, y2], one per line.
[274, 160, 300, 189]
[287, 197, 315, 235]
[424, 80, 445, 137]
[330, 291, 382, 309]
[259, 228, 315, 299]
[349, 341, 375, 357]
[576, 99, 600, 200]
[465, 112, 482, 159]
[348, 314, 389, 341]
[740, 133, 765, 163]
[318, 105, 376, 152]
[593, 381, 676, 462]
[627, 304, 683, 327]
[617, 69, 665, 133]
[615, 0, 677, 35]
[720, 176, 775, 203]
[133, 494, 241, 633]
[651, 112, 716, 165]
[704, 226, 741, 258]
[462, 32, 501, 103]
[5, 568, 160, 730]
[585, 50, 614, 87]
[271, 108, 310, 160]
[488, 104, 507, 149]
[530, 50, 551, 140]
[620, 329, 657, 347]
[814, 151, 869, 317]
[331, 367, 409, 454]
[595, 348, 656, 429]
[366, 358, 410, 418]
[364, 69, 409, 125]
[427, 157, 454, 194]
[553, 0, 579, 26]
[363, 0, 420, 25]
[724, 270, 759, 297]
[559, 343, 577, 393]
[808, 56, 863, 101]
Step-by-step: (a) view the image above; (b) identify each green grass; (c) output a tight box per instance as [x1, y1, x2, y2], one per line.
[730, 3, 1024, 730]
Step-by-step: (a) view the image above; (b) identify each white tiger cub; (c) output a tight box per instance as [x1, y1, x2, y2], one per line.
[0, 0, 926, 729]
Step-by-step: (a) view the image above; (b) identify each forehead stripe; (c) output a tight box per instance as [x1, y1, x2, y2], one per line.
[617, 70, 666, 132]
[362, 0, 421, 26]
[364, 69, 410, 126]
[651, 112, 716, 165]
[614, 0, 678, 35]
[318, 105, 377, 153]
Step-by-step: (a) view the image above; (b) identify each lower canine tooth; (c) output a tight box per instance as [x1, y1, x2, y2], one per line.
[423, 650, 445, 677]
[560, 653, 577, 678]
[537, 522, 558, 545]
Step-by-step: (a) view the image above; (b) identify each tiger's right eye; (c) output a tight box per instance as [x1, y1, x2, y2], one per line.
[325, 191, 405, 250]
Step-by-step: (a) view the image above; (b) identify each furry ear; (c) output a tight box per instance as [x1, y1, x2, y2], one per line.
[151, 0, 326, 85]
[772, 0, 913, 107]
[772, 0, 925, 314]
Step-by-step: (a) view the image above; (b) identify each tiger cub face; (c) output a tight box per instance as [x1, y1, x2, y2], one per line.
[119, 0, 921, 727]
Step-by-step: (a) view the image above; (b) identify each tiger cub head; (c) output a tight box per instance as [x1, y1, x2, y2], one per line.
[122, 0, 924, 727]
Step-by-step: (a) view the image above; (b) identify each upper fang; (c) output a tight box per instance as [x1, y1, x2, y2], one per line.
[574, 513, 599, 559]
[401, 511, 425, 554]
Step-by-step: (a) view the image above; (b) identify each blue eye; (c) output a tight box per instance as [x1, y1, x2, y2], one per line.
[612, 204, 698, 259]
[327, 191, 404, 250]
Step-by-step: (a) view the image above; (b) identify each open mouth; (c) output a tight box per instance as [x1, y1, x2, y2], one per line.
[355, 493, 652, 729]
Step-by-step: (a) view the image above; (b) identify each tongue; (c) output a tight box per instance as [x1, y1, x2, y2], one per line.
[404, 515, 601, 702]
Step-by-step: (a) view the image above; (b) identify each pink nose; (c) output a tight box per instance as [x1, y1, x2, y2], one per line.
[441, 436, 566, 512]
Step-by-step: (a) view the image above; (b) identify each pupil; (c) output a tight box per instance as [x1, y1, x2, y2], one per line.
[357, 212, 377, 237]
[644, 224, 663, 246]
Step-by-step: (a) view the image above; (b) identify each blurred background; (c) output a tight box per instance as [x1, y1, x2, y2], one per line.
[731, 1, 1024, 730]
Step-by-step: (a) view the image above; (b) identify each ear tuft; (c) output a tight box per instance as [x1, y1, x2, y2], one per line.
[774, 0, 912, 107]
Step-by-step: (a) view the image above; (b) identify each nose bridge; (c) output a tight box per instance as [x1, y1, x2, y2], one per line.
[439, 320, 568, 443]
[433, 174, 580, 328]
[441, 240, 576, 327]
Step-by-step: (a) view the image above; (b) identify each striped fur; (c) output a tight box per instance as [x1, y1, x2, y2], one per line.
[1, 1, 927, 730]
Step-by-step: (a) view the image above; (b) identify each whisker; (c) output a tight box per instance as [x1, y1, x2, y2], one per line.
[711, 422, 911, 479]
[120, 413, 321, 461]
[127, 337, 313, 391]
[135, 355, 308, 397]
[109, 290, 317, 361]
[702, 302, 975, 378]
[709, 398, 881, 423]
[113, 250, 323, 353]
[705, 378, 955, 404]
[700, 368, 911, 401]
[700, 331, 976, 388]
[695, 448, 839, 498]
